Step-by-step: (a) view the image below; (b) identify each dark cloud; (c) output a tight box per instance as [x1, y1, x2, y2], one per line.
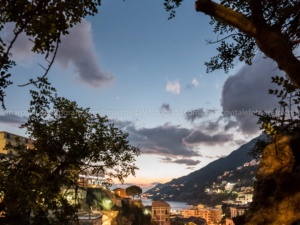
[204, 120, 220, 131]
[185, 108, 206, 122]
[224, 119, 239, 131]
[214, 155, 227, 159]
[222, 55, 282, 135]
[173, 158, 201, 166]
[183, 130, 233, 146]
[113, 119, 237, 164]
[110, 119, 134, 130]
[160, 103, 171, 112]
[160, 157, 201, 166]
[127, 124, 200, 157]
[192, 115, 225, 133]
[235, 139, 247, 146]
[2, 21, 114, 87]
[57, 20, 114, 87]
[204, 155, 216, 159]
[0, 114, 27, 125]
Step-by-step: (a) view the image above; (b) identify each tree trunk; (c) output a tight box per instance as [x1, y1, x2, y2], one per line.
[245, 134, 300, 225]
[195, 0, 300, 87]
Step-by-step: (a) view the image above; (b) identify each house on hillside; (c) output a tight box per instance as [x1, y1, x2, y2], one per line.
[0, 131, 33, 156]
[152, 200, 171, 225]
[230, 206, 248, 218]
[225, 183, 236, 191]
[112, 188, 128, 198]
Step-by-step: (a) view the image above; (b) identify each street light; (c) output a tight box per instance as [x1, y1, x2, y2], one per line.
[102, 198, 112, 210]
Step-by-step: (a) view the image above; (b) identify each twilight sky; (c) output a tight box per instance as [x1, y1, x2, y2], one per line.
[0, 0, 284, 190]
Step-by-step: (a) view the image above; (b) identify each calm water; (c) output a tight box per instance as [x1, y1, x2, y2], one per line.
[141, 199, 189, 212]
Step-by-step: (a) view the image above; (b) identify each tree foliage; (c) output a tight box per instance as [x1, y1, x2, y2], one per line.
[85, 187, 111, 210]
[257, 75, 300, 135]
[1, 0, 300, 109]
[165, 0, 300, 86]
[0, 80, 140, 225]
[126, 185, 142, 200]
[250, 75, 300, 158]
[117, 201, 152, 225]
[0, 0, 101, 108]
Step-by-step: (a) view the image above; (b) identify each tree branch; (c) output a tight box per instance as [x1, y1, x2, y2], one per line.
[195, 0, 300, 87]
[18, 35, 60, 87]
[205, 33, 244, 44]
[195, 0, 257, 38]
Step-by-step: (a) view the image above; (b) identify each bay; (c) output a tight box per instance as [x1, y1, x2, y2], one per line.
[141, 199, 189, 212]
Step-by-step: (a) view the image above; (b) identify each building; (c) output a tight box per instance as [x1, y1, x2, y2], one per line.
[198, 207, 222, 225]
[244, 193, 253, 203]
[152, 200, 171, 225]
[225, 218, 235, 225]
[112, 188, 128, 198]
[182, 205, 222, 225]
[78, 174, 106, 188]
[77, 214, 103, 225]
[230, 206, 247, 218]
[181, 208, 198, 218]
[235, 193, 253, 205]
[224, 183, 236, 192]
[0, 131, 33, 156]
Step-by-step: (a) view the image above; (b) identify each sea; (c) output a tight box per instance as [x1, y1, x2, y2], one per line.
[141, 199, 189, 212]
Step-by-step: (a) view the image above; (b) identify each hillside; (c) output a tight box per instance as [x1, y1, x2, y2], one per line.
[144, 135, 264, 203]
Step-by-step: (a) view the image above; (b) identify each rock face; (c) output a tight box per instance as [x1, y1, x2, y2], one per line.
[246, 134, 300, 225]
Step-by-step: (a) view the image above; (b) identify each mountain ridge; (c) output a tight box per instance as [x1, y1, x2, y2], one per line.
[144, 135, 264, 203]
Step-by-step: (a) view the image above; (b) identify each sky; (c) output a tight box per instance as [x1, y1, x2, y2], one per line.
[0, 0, 285, 191]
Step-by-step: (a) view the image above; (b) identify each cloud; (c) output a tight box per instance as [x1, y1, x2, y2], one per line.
[0, 114, 27, 125]
[185, 108, 206, 122]
[161, 157, 200, 166]
[221, 55, 283, 135]
[160, 157, 201, 167]
[204, 120, 221, 131]
[110, 119, 134, 130]
[1, 21, 114, 87]
[1, 23, 35, 65]
[224, 119, 239, 131]
[192, 78, 199, 87]
[185, 108, 218, 123]
[113, 119, 239, 166]
[124, 122, 235, 160]
[173, 158, 201, 166]
[57, 20, 114, 87]
[235, 139, 247, 146]
[127, 124, 200, 158]
[160, 103, 171, 112]
[166, 80, 180, 94]
[187, 78, 200, 89]
[183, 130, 233, 146]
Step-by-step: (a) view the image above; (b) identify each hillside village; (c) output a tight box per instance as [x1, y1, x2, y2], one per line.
[141, 159, 259, 225]
[1, 131, 259, 225]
